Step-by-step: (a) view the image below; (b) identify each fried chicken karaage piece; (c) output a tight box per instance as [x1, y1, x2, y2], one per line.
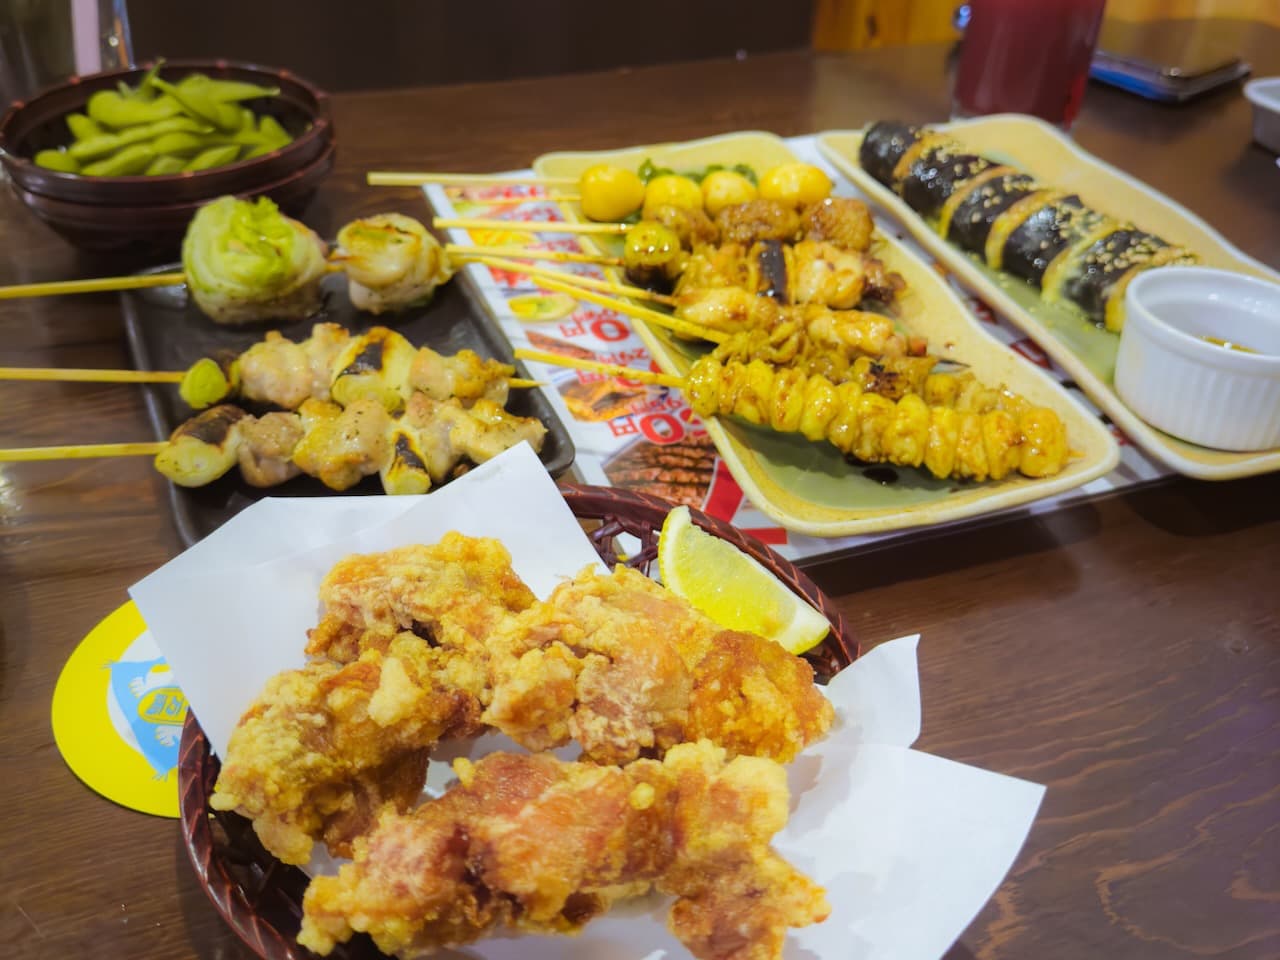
[484, 565, 834, 764]
[216, 539, 833, 866]
[210, 635, 486, 865]
[306, 532, 536, 663]
[298, 741, 828, 960]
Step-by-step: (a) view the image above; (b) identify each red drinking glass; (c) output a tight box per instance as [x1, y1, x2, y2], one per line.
[953, 0, 1107, 128]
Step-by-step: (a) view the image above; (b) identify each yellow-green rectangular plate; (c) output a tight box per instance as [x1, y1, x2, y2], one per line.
[818, 116, 1280, 481]
[534, 131, 1118, 537]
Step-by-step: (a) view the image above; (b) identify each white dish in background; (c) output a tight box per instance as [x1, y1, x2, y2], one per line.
[818, 116, 1280, 480]
[1244, 77, 1280, 153]
[1115, 267, 1280, 451]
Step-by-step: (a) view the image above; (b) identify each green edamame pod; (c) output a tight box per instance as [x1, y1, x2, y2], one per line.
[133, 61, 164, 101]
[81, 143, 157, 176]
[242, 140, 279, 159]
[182, 144, 241, 171]
[151, 78, 241, 132]
[198, 79, 281, 103]
[86, 89, 183, 128]
[237, 115, 293, 157]
[148, 131, 212, 157]
[34, 149, 80, 173]
[68, 116, 209, 162]
[67, 133, 126, 162]
[144, 155, 186, 175]
[257, 115, 291, 146]
[65, 112, 103, 140]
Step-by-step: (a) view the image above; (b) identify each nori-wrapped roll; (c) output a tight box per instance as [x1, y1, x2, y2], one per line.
[1002, 196, 1110, 287]
[898, 141, 995, 220]
[859, 121, 923, 187]
[983, 190, 1060, 270]
[857, 121, 1201, 332]
[944, 171, 1039, 256]
[1057, 229, 1197, 330]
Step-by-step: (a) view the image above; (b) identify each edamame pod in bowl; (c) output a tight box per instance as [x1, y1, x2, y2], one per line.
[0, 59, 334, 251]
[30, 62, 298, 179]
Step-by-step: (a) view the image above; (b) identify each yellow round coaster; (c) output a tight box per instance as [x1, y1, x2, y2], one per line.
[51, 600, 186, 818]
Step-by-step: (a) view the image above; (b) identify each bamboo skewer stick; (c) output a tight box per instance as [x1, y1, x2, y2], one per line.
[519, 273, 726, 345]
[461, 255, 676, 307]
[369, 171, 577, 188]
[0, 271, 186, 300]
[513, 349, 682, 389]
[0, 367, 185, 384]
[0, 260, 347, 302]
[0, 442, 166, 462]
[434, 217, 629, 236]
[445, 244, 620, 267]
[0, 365, 543, 391]
[447, 194, 583, 207]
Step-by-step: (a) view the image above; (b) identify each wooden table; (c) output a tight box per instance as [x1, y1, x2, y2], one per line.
[2, 36, 1278, 960]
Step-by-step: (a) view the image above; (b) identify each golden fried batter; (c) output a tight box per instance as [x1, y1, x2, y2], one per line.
[484, 565, 833, 764]
[216, 539, 833, 870]
[688, 631, 835, 763]
[307, 532, 536, 662]
[298, 741, 828, 960]
[210, 636, 484, 864]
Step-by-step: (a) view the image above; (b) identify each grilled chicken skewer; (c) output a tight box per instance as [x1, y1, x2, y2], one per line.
[155, 392, 547, 494]
[478, 249, 921, 362]
[171, 323, 538, 411]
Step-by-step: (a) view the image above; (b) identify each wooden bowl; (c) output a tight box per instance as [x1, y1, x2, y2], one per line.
[178, 484, 857, 960]
[9, 139, 335, 255]
[0, 59, 334, 251]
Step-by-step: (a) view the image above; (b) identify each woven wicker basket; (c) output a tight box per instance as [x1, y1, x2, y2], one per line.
[178, 484, 857, 960]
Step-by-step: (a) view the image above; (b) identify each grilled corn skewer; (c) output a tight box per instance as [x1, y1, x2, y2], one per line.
[685, 356, 1069, 480]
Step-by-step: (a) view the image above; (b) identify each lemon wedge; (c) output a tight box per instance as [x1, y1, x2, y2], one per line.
[508, 292, 577, 322]
[658, 506, 830, 655]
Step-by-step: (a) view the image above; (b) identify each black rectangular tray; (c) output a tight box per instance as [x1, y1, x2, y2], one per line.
[121, 266, 575, 546]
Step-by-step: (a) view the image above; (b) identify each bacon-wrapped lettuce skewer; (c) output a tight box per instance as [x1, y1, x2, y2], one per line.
[181, 195, 330, 327]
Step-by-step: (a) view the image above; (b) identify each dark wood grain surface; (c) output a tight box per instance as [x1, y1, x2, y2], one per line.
[2, 32, 1278, 960]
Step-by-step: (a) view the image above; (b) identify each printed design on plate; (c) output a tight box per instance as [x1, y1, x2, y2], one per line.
[106, 655, 187, 778]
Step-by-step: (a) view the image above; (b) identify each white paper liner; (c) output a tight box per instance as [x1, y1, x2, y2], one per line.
[131, 443, 1044, 960]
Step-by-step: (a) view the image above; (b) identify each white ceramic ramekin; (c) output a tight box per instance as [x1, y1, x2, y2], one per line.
[1244, 78, 1280, 153]
[1114, 266, 1280, 451]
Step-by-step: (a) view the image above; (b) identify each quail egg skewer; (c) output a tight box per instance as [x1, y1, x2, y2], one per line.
[374, 160, 833, 223]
